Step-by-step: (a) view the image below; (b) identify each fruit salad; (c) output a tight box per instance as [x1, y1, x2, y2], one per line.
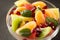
[7, 0, 59, 40]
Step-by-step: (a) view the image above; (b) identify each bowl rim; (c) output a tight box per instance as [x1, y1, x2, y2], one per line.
[6, 0, 59, 40]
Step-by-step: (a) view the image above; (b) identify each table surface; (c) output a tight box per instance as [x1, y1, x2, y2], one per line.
[0, 0, 60, 40]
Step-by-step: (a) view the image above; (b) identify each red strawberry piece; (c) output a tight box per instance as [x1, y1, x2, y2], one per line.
[24, 4, 35, 11]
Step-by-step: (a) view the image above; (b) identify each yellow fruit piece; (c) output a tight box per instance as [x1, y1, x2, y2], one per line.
[48, 8, 59, 20]
[32, 1, 46, 9]
[16, 21, 36, 35]
[45, 8, 59, 20]
[35, 10, 45, 25]
[17, 7, 26, 12]
[11, 15, 33, 22]
[19, 16, 34, 21]
[15, 0, 30, 7]
[20, 21, 25, 27]
[14, 7, 26, 14]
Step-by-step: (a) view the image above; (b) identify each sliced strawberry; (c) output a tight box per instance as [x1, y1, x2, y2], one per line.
[28, 31, 36, 39]
[24, 4, 35, 11]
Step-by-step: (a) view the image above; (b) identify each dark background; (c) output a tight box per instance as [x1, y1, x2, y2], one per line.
[0, 0, 60, 40]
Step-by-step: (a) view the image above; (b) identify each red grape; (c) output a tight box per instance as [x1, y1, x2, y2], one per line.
[40, 23, 48, 28]
[43, 6, 48, 9]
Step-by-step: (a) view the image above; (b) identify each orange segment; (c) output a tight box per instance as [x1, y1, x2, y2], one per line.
[32, 1, 46, 9]
[35, 10, 45, 25]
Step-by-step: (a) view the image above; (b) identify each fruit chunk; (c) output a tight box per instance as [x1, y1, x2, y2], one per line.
[35, 10, 45, 25]
[46, 17, 58, 27]
[28, 31, 36, 39]
[19, 16, 33, 21]
[21, 10, 32, 17]
[16, 21, 36, 35]
[19, 28, 31, 37]
[39, 27, 52, 38]
[11, 15, 22, 32]
[15, 0, 30, 7]
[20, 21, 25, 27]
[32, 1, 46, 9]
[45, 8, 59, 20]
[14, 7, 26, 12]
[47, 8, 59, 20]
[24, 4, 35, 11]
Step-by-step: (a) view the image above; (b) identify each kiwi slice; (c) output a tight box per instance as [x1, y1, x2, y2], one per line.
[39, 27, 52, 39]
[11, 15, 22, 32]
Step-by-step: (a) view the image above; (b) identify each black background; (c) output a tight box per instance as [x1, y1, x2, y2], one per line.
[0, 0, 60, 40]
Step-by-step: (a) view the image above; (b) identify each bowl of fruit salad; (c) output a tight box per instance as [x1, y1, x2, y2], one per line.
[6, 0, 60, 40]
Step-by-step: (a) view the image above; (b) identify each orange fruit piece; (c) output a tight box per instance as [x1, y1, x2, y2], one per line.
[32, 1, 46, 9]
[35, 10, 45, 25]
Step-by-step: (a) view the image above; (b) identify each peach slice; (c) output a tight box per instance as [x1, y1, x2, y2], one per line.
[35, 10, 45, 25]
[16, 21, 36, 35]
[32, 1, 46, 9]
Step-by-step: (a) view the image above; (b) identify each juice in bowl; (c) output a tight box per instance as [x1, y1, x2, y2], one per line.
[6, 0, 60, 40]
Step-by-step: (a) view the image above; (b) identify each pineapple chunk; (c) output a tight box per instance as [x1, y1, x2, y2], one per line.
[16, 21, 36, 35]
[45, 8, 59, 20]
[19, 16, 34, 21]
[11, 15, 33, 22]
[15, 0, 30, 7]
[48, 8, 59, 20]
[32, 1, 46, 9]
[35, 10, 45, 25]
